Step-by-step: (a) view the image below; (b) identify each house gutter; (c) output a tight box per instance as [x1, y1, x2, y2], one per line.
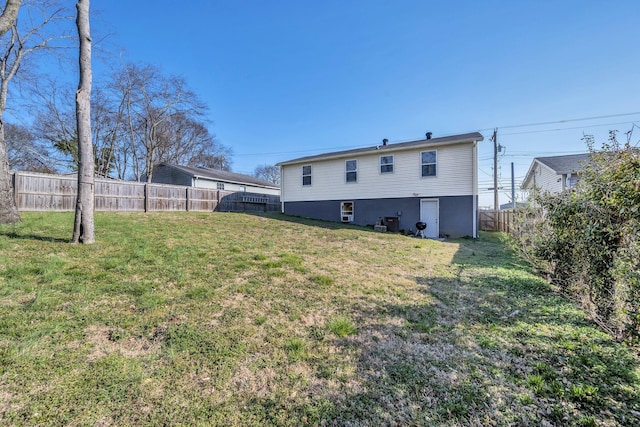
[472, 140, 478, 238]
[279, 166, 285, 213]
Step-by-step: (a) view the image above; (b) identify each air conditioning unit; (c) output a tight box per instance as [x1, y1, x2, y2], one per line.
[342, 215, 353, 222]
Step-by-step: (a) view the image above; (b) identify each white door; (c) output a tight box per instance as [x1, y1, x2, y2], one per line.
[420, 199, 439, 238]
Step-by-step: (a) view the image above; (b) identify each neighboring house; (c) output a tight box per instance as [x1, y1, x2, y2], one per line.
[151, 163, 280, 196]
[276, 132, 484, 238]
[522, 153, 591, 195]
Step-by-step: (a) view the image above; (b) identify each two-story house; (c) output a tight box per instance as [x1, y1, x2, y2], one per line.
[276, 132, 484, 238]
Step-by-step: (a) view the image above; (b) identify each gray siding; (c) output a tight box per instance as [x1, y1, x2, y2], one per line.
[152, 164, 192, 186]
[284, 195, 475, 238]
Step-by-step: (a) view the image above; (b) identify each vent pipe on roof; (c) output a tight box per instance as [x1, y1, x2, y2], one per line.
[382, 138, 388, 146]
[426, 132, 432, 140]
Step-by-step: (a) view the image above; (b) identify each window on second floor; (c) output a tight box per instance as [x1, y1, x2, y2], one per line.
[217, 182, 225, 190]
[421, 150, 437, 177]
[302, 165, 312, 186]
[345, 159, 357, 183]
[380, 155, 394, 173]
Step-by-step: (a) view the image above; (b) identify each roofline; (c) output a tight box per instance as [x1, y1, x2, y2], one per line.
[522, 153, 591, 189]
[191, 174, 280, 189]
[157, 163, 280, 190]
[276, 132, 484, 166]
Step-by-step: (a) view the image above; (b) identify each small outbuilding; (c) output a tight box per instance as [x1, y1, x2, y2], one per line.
[151, 163, 280, 196]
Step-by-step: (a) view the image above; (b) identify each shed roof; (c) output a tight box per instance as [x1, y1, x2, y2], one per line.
[156, 163, 279, 189]
[276, 132, 484, 166]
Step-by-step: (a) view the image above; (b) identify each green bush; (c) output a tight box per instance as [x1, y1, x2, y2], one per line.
[512, 131, 640, 340]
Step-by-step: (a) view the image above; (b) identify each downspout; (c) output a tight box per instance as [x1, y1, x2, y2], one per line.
[279, 166, 285, 213]
[472, 141, 478, 238]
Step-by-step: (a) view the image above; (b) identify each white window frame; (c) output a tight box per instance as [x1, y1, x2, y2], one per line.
[421, 150, 437, 177]
[302, 165, 312, 186]
[380, 155, 394, 174]
[345, 159, 358, 183]
[340, 201, 354, 222]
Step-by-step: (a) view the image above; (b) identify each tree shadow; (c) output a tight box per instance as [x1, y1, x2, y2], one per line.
[0, 230, 69, 243]
[314, 236, 640, 425]
[244, 211, 384, 234]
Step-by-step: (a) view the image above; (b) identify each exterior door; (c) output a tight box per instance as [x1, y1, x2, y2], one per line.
[420, 199, 439, 238]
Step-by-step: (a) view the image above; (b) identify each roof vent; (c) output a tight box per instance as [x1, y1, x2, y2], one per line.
[426, 132, 432, 140]
[382, 138, 388, 146]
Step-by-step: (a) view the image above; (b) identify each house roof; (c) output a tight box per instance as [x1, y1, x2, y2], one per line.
[276, 131, 484, 166]
[522, 153, 591, 189]
[156, 163, 279, 189]
[535, 153, 591, 174]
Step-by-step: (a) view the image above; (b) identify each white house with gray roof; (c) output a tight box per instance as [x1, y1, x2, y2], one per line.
[276, 132, 484, 238]
[151, 163, 280, 196]
[522, 153, 591, 195]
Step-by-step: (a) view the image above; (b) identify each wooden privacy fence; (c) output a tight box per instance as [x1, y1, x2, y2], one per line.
[11, 171, 280, 213]
[479, 209, 516, 232]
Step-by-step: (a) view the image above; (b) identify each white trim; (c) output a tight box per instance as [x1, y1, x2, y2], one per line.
[345, 159, 358, 183]
[302, 164, 312, 186]
[419, 198, 439, 238]
[420, 149, 437, 178]
[472, 141, 478, 238]
[379, 154, 394, 174]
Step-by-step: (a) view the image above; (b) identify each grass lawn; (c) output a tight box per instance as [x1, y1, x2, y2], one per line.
[1, 212, 638, 426]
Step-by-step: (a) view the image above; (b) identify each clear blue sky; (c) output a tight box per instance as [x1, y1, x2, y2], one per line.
[95, 0, 640, 207]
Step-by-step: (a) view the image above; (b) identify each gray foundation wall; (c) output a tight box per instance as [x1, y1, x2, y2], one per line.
[283, 196, 476, 238]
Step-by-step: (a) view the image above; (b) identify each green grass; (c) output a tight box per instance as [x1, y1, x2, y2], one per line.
[0, 212, 638, 426]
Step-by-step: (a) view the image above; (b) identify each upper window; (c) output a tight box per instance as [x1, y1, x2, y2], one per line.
[345, 159, 357, 183]
[217, 182, 225, 190]
[421, 150, 437, 177]
[380, 155, 394, 174]
[302, 165, 312, 186]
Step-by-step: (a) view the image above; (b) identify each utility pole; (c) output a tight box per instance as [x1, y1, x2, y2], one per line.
[492, 128, 498, 211]
[511, 162, 515, 209]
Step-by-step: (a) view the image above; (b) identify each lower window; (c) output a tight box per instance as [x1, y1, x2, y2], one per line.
[340, 201, 354, 222]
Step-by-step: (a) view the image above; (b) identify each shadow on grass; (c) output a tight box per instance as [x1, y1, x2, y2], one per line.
[246, 212, 383, 234]
[0, 231, 69, 243]
[319, 235, 640, 425]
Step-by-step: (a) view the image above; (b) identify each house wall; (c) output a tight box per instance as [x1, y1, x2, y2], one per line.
[283, 195, 475, 238]
[193, 178, 280, 196]
[152, 165, 192, 186]
[281, 143, 474, 202]
[526, 163, 563, 194]
[152, 164, 280, 196]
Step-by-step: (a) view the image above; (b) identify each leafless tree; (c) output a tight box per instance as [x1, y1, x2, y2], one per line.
[111, 63, 210, 182]
[253, 164, 281, 185]
[0, 0, 71, 224]
[71, 0, 93, 244]
[0, 0, 22, 224]
[6, 122, 54, 172]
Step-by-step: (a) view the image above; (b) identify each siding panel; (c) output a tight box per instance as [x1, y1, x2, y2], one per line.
[282, 143, 474, 202]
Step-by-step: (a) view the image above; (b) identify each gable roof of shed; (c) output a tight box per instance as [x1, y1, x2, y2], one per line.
[276, 131, 484, 166]
[156, 163, 279, 189]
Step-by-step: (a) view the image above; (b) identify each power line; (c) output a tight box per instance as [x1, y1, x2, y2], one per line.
[500, 120, 639, 136]
[478, 112, 640, 132]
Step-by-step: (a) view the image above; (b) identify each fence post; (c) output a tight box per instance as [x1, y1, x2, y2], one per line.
[186, 187, 190, 212]
[144, 183, 149, 212]
[12, 171, 18, 208]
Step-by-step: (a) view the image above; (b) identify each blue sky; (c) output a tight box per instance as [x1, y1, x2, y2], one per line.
[94, 0, 640, 207]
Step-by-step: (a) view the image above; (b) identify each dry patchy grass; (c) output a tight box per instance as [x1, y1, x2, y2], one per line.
[0, 212, 638, 426]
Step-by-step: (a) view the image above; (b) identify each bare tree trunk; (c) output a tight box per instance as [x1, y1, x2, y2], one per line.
[0, 0, 23, 224]
[0, 0, 21, 35]
[72, 0, 94, 244]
